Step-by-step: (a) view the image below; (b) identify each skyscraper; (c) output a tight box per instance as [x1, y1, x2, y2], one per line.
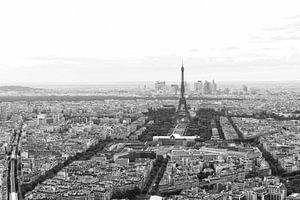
[184, 81, 190, 94]
[203, 80, 212, 95]
[171, 84, 179, 95]
[194, 80, 203, 94]
[212, 80, 217, 93]
[155, 81, 166, 91]
[243, 85, 248, 93]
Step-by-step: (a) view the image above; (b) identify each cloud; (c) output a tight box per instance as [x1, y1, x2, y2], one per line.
[264, 26, 289, 31]
[250, 36, 266, 43]
[220, 46, 238, 51]
[263, 20, 300, 33]
[271, 35, 300, 41]
[251, 33, 300, 43]
[29, 57, 82, 65]
[261, 47, 278, 51]
[190, 49, 199, 52]
[287, 15, 300, 19]
[2, 53, 300, 83]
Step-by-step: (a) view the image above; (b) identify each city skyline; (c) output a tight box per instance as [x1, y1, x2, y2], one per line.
[0, 0, 300, 84]
[2, 1, 300, 199]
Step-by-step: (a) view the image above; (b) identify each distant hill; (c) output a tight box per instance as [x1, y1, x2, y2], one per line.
[0, 85, 42, 92]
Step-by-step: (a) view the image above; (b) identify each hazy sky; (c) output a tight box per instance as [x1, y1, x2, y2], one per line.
[0, 0, 300, 84]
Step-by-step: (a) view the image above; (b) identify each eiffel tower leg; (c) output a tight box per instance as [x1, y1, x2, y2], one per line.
[177, 101, 182, 111]
[184, 102, 189, 114]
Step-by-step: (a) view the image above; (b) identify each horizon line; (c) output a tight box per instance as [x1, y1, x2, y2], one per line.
[1, 80, 300, 88]
[1, 80, 300, 84]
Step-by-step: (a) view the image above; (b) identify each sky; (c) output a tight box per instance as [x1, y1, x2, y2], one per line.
[0, 0, 300, 84]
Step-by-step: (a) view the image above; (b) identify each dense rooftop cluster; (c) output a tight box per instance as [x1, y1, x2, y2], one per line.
[1, 86, 300, 200]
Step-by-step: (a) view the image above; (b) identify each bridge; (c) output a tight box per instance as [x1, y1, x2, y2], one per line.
[6, 126, 23, 200]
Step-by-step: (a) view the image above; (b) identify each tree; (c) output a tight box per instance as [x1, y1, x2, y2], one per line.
[286, 179, 300, 195]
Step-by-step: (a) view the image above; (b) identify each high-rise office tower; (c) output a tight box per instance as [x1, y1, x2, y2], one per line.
[155, 81, 166, 91]
[194, 80, 203, 94]
[171, 84, 179, 95]
[203, 80, 212, 95]
[243, 85, 248, 93]
[212, 80, 217, 93]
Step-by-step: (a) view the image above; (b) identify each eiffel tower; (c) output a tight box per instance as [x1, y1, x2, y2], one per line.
[175, 63, 190, 123]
